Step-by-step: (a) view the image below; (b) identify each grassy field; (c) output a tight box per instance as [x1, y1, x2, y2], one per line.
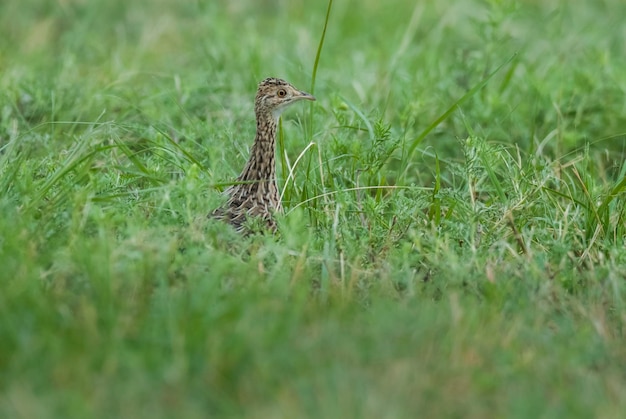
[1, 0, 626, 417]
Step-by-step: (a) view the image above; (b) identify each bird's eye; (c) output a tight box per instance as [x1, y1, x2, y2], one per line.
[277, 89, 287, 97]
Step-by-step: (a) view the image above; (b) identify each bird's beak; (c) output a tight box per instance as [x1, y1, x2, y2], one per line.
[297, 90, 316, 101]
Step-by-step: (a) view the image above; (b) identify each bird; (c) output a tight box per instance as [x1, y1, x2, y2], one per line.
[211, 77, 315, 233]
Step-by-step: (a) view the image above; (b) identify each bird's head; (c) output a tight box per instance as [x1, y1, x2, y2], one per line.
[254, 77, 315, 119]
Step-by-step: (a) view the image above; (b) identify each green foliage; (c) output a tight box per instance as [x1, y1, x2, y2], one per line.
[1, 0, 626, 417]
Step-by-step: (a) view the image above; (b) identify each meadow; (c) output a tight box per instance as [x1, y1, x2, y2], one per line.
[1, 0, 625, 417]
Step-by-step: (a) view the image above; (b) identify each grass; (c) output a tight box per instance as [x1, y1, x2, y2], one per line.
[1, 0, 626, 417]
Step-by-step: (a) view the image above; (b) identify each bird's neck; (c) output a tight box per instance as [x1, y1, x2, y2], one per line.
[238, 112, 278, 182]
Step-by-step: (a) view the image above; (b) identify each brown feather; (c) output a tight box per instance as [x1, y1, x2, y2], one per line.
[210, 78, 315, 233]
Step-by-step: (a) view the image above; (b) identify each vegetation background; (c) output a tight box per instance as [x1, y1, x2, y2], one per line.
[1, 0, 625, 417]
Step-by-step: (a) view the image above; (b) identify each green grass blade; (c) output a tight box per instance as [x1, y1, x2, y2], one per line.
[402, 53, 518, 176]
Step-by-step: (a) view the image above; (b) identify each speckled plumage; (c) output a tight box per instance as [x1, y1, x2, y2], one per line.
[211, 78, 315, 232]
